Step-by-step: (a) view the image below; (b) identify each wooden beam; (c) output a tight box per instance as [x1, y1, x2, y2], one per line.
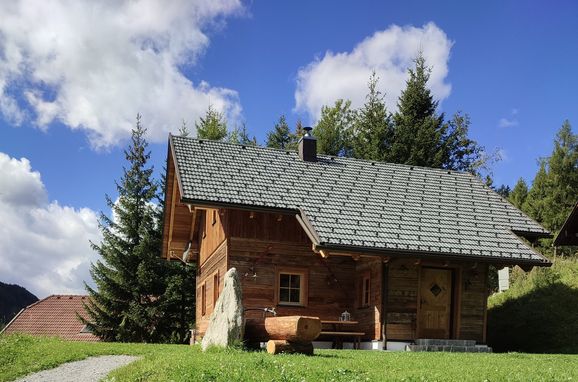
[166, 174, 178, 259]
[319, 250, 330, 259]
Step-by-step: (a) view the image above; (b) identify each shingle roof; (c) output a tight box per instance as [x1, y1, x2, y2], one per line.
[170, 135, 550, 265]
[1, 295, 100, 341]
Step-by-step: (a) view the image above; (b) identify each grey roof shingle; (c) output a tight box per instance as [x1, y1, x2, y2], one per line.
[170, 136, 550, 265]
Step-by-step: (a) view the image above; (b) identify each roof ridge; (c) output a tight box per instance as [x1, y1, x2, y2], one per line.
[170, 134, 470, 175]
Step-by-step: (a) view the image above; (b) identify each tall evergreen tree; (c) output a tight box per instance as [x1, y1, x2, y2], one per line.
[509, 178, 529, 209]
[227, 123, 256, 145]
[391, 53, 445, 167]
[286, 120, 305, 151]
[313, 99, 353, 156]
[349, 72, 393, 161]
[178, 119, 190, 137]
[495, 184, 511, 199]
[266, 115, 292, 149]
[545, 120, 578, 231]
[523, 160, 551, 226]
[83, 115, 170, 342]
[442, 112, 485, 174]
[196, 105, 228, 140]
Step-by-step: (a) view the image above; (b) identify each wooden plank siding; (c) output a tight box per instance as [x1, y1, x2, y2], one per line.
[195, 240, 227, 335]
[187, 207, 489, 344]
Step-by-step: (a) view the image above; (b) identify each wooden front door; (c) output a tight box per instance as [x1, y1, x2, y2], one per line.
[418, 268, 452, 339]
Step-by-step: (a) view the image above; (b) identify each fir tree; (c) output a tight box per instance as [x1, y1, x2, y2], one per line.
[442, 112, 485, 174]
[545, 120, 578, 231]
[313, 99, 353, 156]
[349, 71, 393, 161]
[509, 178, 529, 209]
[266, 115, 292, 149]
[286, 120, 305, 151]
[523, 160, 551, 226]
[83, 115, 170, 342]
[227, 124, 256, 145]
[196, 105, 228, 141]
[178, 119, 190, 137]
[495, 184, 511, 199]
[391, 53, 445, 167]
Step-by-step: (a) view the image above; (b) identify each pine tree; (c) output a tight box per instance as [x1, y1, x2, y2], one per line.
[286, 120, 305, 151]
[349, 72, 393, 161]
[313, 99, 353, 156]
[509, 178, 529, 209]
[523, 160, 551, 226]
[266, 115, 292, 149]
[545, 120, 578, 231]
[391, 53, 445, 167]
[442, 112, 485, 174]
[196, 105, 228, 141]
[178, 119, 190, 137]
[83, 115, 170, 342]
[495, 184, 511, 199]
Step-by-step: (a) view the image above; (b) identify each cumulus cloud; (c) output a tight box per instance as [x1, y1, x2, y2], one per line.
[0, 153, 101, 297]
[0, 0, 243, 148]
[295, 22, 453, 122]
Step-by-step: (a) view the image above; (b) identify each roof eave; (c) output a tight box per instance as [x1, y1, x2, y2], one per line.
[314, 243, 552, 267]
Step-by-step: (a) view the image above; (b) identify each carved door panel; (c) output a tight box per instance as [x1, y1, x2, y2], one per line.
[418, 268, 452, 339]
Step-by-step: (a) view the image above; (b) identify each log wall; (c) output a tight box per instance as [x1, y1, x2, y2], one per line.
[459, 264, 488, 342]
[195, 240, 227, 335]
[199, 208, 227, 266]
[386, 259, 419, 340]
[354, 258, 383, 340]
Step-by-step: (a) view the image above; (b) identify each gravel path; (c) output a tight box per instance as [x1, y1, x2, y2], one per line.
[14, 355, 140, 382]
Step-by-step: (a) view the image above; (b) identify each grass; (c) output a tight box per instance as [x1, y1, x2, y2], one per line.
[1, 334, 578, 381]
[488, 256, 578, 353]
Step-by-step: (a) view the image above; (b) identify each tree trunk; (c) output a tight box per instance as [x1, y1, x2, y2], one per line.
[266, 340, 314, 355]
[264, 316, 321, 342]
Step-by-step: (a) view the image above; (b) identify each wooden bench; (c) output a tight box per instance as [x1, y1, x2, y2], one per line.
[319, 331, 365, 350]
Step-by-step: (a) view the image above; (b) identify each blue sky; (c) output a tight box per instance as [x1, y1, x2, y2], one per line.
[1, 0, 577, 296]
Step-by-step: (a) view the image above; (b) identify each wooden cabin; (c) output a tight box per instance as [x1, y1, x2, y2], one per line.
[162, 131, 551, 350]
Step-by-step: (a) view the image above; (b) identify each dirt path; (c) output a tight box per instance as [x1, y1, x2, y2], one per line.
[13, 355, 140, 382]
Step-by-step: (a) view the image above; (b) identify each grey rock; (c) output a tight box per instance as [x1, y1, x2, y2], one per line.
[201, 268, 244, 351]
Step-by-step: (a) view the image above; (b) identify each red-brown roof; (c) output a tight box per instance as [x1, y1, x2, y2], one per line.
[1, 295, 100, 341]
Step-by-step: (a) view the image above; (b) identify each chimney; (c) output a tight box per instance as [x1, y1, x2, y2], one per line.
[298, 126, 317, 162]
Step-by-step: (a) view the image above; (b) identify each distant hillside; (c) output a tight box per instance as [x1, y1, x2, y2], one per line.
[0, 282, 38, 326]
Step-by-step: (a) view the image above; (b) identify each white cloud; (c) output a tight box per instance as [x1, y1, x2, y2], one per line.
[0, 153, 101, 298]
[0, 0, 244, 148]
[295, 22, 453, 122]
[498, 108, 519, 128]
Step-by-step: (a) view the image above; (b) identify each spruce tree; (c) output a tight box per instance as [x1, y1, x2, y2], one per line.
[442, 112, 485, 174]
[313, 99, 353, 156]
[196, 105, 228, 140]
[545, 120, 578, 231]
[522, 160, 551, 226]
[178, 119, 190, 137]
[509, 178, 529, 209]
[286, 120, 305, 151]
[350, 72, 393, 161]
[266, 115, 292, 149]
[83, 114, 169, 342]
[391, 53, 445, 167]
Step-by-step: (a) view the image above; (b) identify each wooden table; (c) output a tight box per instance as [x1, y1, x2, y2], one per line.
[320, 320, 364, 349]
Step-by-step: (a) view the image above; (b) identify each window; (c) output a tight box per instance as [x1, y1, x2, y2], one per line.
[359, 272, 371, 308]
[213, 271, 220, 306]
[201, 282, 207, 316]
[276, 269, 308, 306]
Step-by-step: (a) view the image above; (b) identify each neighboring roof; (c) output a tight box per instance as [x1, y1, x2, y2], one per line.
[554, 202, 578, 246]
[1, 295, 100, 341]
[170, 136, 550, 265]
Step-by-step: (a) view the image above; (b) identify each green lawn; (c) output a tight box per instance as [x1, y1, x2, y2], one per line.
[1, 334, 577, 382]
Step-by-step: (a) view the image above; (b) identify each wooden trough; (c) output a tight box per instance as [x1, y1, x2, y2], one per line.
[264, 316, 321, 355]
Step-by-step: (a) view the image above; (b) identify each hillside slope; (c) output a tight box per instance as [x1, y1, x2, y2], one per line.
[487, 257, 578, 353]
[0, 282, 38, 326]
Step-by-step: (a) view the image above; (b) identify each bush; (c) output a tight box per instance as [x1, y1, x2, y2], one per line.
[487, 257, 578, 353]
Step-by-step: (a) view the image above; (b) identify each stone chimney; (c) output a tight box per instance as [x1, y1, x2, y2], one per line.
[298, 126, 316, 162]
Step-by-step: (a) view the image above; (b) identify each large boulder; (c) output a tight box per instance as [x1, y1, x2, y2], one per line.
[201, 267, 244, 351]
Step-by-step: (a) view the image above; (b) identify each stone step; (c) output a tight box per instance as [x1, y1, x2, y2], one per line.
[406, 344, 492, 353]
[414, 339, 476, 347]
